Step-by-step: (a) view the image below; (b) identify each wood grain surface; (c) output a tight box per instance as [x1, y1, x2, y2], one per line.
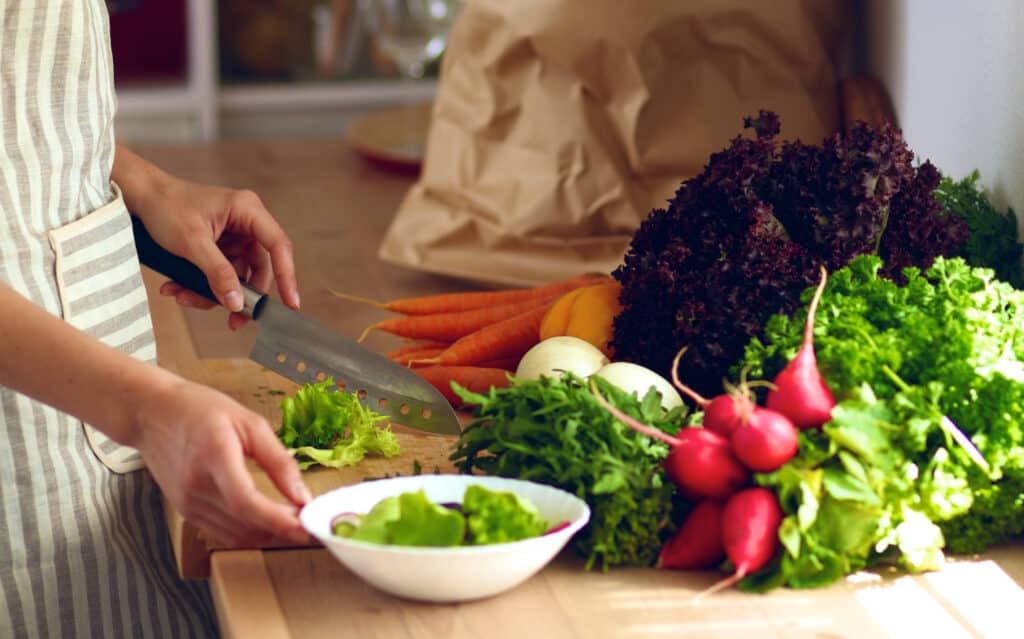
[209, 546, 1024, 639]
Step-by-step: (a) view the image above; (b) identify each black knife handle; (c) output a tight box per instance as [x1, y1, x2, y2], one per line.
[131, 214, 220, 304]
[131, 215, 266, 319]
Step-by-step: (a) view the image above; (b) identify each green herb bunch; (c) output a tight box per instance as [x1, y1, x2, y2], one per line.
[738, 255, 1024, 589]
[934, 169, 1024, 288]
[451, 375, 687, 569]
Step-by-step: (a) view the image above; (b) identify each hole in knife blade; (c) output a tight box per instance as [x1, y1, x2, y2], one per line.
[357, 390, 367, 400]
[296, 361, 306, 373]
[399, 404, 410, 415]
[378, 398, 389, 410]
[315, 371, 326, 382]
[276, 352, 287, 363]
[421, 407, 432, 420]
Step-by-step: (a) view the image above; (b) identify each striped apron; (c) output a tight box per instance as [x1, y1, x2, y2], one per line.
[1, 1, 217, 636]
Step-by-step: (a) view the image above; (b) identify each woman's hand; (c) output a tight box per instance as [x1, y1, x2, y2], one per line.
[132, 375, 312, 547]
[114, 145, 300, 330]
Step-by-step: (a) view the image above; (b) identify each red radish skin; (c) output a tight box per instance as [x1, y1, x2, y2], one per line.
[702, 394, 751, 438]
[766, 266, 836, 430]
[657, 500, 726, 570]
[695, 487, 783, 600]
[730, 407, 799, 472]
[663, 430, 749, 499]
[590, 382, 749, 499]
[670, 348, 753, 437]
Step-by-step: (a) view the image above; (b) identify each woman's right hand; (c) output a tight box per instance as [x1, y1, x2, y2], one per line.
[130, 376, 312, 548]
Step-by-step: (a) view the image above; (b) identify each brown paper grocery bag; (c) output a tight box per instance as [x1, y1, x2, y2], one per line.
[379, 0, 849, 287]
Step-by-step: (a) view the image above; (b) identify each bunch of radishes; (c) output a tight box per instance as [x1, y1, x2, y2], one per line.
[593, 267, 835, 593]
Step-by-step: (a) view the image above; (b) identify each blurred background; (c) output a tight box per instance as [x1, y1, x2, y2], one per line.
[110, 0, 453, 143]
[110, 0, 1024, 223]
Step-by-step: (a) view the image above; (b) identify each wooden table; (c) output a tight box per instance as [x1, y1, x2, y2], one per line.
[142, 138, 1024, 639]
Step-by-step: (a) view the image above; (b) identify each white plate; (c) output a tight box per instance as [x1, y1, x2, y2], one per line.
[346, 101, 432, 172]
[300, 474, 590, 603]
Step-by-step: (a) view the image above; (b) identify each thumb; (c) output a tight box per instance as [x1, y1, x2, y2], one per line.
[246, 416, 312, 506]
[188, 236, 245, 312]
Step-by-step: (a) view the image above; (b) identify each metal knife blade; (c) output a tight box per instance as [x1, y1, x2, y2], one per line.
[131, 216, 461, 436]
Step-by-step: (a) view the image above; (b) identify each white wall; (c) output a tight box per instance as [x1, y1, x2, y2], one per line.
[865, 0, 1024, 224]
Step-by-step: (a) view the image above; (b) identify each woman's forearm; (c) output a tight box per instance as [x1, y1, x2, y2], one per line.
[111, 143, 175, 219]
[0, 281, 175, 447]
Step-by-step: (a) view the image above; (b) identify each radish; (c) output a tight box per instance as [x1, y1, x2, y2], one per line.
[696, 487, 783, 599]
[729, 407, 799, 472]
[669, 348, 753, 437]
[657, 500, 725, 570]
[701, 394, 752, 438]
[766, 266, 836, 430]
[590, 382, 749, 499]
[663, 430, 749, 499]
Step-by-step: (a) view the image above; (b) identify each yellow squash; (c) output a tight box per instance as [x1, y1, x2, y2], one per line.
[539, 281, 623, 358]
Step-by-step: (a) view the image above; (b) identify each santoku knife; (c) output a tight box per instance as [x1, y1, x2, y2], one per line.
[131, 216, 461, 436]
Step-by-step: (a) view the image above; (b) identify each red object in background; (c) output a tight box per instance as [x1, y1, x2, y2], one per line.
[109, 0, 188, 84]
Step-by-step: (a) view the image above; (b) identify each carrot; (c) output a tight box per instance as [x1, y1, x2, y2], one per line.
[359, 294, 557, 343]
[413, 366, 512, 407]
[414, 305, 549, 367]
[387, 340, 451, 360]
[332, 273, 609, 316]
[390, 347, 448, 367]
[476, 357, 519, 371]
[394, 351, 516, 370]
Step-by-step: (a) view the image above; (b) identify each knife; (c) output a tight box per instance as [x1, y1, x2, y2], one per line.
[130, 216, 461, 436]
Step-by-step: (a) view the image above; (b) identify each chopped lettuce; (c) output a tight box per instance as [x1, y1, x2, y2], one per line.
[463, 485, 548, 545]
[332, 485, 549, 547]
[278, 378, 400, 470]
[336, 491, 465, 546]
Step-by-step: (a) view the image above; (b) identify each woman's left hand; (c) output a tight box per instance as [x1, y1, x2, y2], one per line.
[116, 146, 300, 330]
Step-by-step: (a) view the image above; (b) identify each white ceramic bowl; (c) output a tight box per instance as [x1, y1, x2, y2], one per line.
[300, 475, 590, 603]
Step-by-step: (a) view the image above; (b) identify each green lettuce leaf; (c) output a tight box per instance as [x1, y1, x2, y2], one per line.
[331, 485, 551, 547]
[462, 485, 548, 545]
[278, 378, 400, 469]
[335, 491, 466, 546]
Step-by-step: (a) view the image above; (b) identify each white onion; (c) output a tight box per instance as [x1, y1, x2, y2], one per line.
[515, 336, 610, 381]
[592, 361, 683, 411]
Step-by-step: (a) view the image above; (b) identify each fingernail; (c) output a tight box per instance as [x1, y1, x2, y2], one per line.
[294, 481, 312, 504]
[293, 293, 301, 309]
[224, 290, 243, 312]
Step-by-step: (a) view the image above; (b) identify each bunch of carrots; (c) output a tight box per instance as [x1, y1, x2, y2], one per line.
[331, 273, 612, 407]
